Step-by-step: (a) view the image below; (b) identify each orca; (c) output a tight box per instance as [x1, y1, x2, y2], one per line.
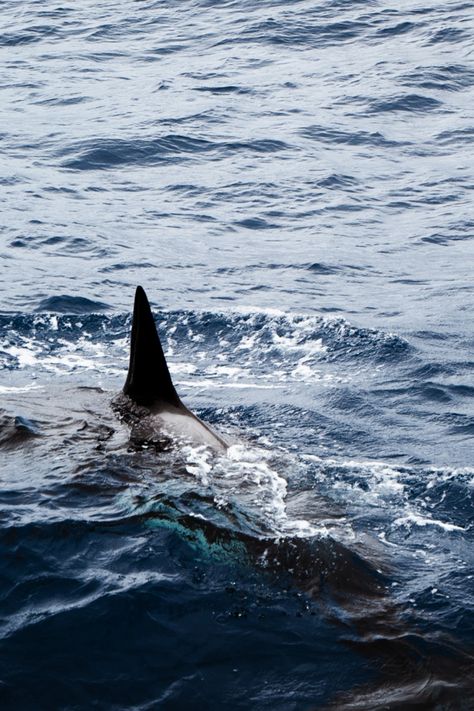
[113, 286, 228, 453]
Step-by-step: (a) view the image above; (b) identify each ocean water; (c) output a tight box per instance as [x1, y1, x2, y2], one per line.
[1, 1, 473, 708]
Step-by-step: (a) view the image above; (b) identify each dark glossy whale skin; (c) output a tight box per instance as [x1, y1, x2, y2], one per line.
[118, 286, 228, 452]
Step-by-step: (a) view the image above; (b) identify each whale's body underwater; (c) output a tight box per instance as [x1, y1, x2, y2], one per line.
[113, 286, 228, 453]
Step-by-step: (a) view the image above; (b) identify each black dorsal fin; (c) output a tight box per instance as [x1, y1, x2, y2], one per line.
[123, 286, 182, 409]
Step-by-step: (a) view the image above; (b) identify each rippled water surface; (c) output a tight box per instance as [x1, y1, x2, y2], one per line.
[1, 1, 473, 709]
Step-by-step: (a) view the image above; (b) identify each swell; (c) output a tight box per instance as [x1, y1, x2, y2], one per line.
[0, 309, 410, 374]
[59, 135, 289, 170]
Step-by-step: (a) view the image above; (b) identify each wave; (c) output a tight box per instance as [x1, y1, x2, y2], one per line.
[58, 135, 289, 170]
[0, 309, 410, 380]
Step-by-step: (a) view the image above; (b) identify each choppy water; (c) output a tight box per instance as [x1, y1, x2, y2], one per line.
[1, 1, 473, 708]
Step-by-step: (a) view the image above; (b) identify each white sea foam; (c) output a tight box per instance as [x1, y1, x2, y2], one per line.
[181, 442, 325, 538]
[393, 512, 466, 533]
[176, 379, 283, 389]
[169, 362, 197, 375]
[303, 454, 471, 538]
[2, 344, 39, 368]
[0, 384, 43, 394]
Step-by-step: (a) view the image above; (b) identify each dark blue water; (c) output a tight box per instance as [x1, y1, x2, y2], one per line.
[1, 1, 473, 708]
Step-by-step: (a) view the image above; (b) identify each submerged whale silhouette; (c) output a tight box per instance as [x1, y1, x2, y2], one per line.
[113, 286, 228, 452]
